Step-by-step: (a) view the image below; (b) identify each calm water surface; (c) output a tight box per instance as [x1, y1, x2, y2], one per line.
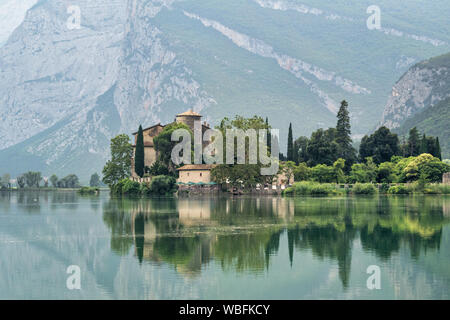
[0, 191, 449, 299]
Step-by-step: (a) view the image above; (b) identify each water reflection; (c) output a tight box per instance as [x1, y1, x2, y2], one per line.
[102, 196, 450, 286]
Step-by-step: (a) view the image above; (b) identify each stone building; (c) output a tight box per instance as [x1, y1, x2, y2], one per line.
[177, 164, 217, 184]
[443, 172, 450, 185]
[131, 109, 211, 177]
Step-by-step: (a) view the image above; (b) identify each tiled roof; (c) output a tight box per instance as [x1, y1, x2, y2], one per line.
[132, 123, 164, 135]
[132, 142, 154, 147]
[177, 164, 217, 171]
[176, 109, 202, 117]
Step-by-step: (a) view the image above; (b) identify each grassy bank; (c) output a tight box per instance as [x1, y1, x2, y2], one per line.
[283, 181, 450, 196]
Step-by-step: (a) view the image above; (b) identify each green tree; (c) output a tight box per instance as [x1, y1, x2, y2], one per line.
[435, 137, 442, 160]
[294, 136, 309, 164]
[280, 161, 296, 183]
[349, 157, 377, 183]
[306, 128, 338, 166]
[102, 134, 133, 187]
[335, 100, 356, 169]
[0, 173, 11, 189]
[403, 153, 449, 182]
[407, 127, 421, 156]
[149, 175, 178, 195]
[154, 122, 193, 173]
[211, 115, 274, 190]
[23, 171, 42, 188]
[310, 164, 336, 183]
[359, 126, 400, 164]
[420, 134, 428, 154]
[16, 176, 25, 188]
[90, 173, 101, 187]
[287, 123, 294, 161]
[50, 174, 58, 188]
[377, 162, 395, 183]
[266, 117, 272, 155]
[134, 125, 145, 178]
[293, 163, 311, 181]
[59, 174, 80, 188]
[149, 160, 170, 176]
[333, 158, 346, 183]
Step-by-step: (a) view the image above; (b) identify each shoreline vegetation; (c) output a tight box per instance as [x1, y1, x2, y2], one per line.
[283, 181, 450, 196]
[2, 103, 449, 197]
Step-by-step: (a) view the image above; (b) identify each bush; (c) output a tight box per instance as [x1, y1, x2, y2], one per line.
[122, 179, 141, 195]
[379, 183, 390, 193]
[421, 184, 450, 194]
[78, 187, 99, 195]
[352, 183, 377, 195]
[112, 179, 127, 194]
[282, 186, 295, 195]
[310, 183, 337, 195]
[139, 182, 151, 195]
[285, 181, 342, 196]
[149, 175, 177, 195]
[387, 185, 411, 194]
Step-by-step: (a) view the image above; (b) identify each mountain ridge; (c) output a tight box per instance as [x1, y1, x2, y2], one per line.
[1, 0, 449, 181]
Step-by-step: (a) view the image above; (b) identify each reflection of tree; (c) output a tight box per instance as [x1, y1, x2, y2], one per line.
[50, 191, 78, 210]
[101, 195, 450, 283]
[214, 229, 281, 273]
[287, 221, 356, 288]
[360, 224, 442, 261]
[102, 200, 134, 256]
[17, 191, 41, 213]
[265, 230, 283, 270]
[0, 191, 11, 213]
[153, 236, 213, 276]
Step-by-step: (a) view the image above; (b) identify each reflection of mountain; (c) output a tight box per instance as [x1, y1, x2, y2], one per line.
[102, 195, 450, 287]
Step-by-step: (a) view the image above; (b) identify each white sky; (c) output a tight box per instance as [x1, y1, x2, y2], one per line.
[0, 0, 38, 45]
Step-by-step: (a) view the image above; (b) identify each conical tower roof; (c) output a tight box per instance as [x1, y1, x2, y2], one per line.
[176, 109, 202, 117]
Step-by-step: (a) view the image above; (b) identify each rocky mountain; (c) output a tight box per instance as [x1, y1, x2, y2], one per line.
[380, 52, 450, 158]
[381, 52, 450, 129]
[1, 0, 450, 181]
[394, 97, 450, 159]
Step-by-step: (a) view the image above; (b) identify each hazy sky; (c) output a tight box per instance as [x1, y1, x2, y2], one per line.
[0, 0, 38, 45]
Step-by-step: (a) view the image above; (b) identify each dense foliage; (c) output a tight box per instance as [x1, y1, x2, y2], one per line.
[102, 134, 133, 187]
[154, 122, 193, 173]
[111, 176, 178, 196]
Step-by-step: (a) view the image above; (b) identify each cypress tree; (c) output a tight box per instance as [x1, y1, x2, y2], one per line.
[266, 117, 271, 156]
[287, 123, 294, 161]
[435, 137, 442, 160]
[135, 125, 145, 177]
[420, 134, 428, 154]
[336, 100, 356, 168]
[407, 127, 420, 156]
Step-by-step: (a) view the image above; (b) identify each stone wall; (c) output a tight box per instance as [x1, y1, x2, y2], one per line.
[443, 172, 450, 185]
[178, 184, 220, 196]
[178, 170, 212, 184]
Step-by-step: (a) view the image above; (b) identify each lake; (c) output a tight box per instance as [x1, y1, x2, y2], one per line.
[0, 191, 449, 299]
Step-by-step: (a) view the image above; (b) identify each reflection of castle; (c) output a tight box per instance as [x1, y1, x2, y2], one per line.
[131, 109, 211, 178]
[103, 196, 448, 285]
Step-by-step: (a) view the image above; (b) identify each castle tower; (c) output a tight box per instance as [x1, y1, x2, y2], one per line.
[175, 109, 202, 133]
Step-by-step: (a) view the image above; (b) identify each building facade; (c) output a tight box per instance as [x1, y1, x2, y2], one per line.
[131, 109, 210, 178]
[177, 164, 217, 184]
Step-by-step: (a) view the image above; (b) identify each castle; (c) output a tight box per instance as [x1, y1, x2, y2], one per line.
[131, 110, 211, 178]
